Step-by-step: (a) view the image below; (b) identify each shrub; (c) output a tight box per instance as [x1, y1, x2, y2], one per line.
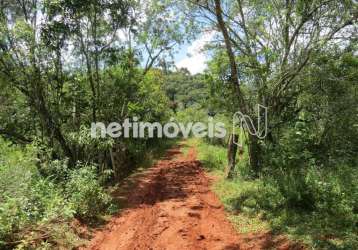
[66, 165, 111, 220]
[0, 138, 112, 248]
[194, 137, 358, 248]
[38, 159, 70, 184]
[256, 179, 285, 211]
[195, 140, 227, 171]
[0, 140, 73, 246]
[305, 165, 358, 224]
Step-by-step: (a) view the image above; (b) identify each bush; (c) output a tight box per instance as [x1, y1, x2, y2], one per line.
[256, 179, 285, 211]
[194, 137, 358, 248]
[66, 165, 111, 220]
[305, 165, 357, 222]
[0, 138, 113, 248]
[38, 159, 70, 184]
[195, 139, 227, 171]
[0, 141, 73, 247]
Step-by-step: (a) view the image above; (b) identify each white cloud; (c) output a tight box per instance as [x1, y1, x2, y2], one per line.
[175, 54, 207, 75]
[175, 31, 216, 74]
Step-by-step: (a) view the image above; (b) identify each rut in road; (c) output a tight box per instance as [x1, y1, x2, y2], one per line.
[83, 145, 301, 250]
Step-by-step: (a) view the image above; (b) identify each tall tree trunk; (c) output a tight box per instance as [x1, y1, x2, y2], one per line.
[78, 28, 97, 122]
[30, 87, 74, 164]
[225, 133, 238, 179]
[248, 134, 261, 175]
[214, 0, 261, 174]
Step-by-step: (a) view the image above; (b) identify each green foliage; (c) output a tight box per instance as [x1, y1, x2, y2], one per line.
[175, 107, 207, 124]
[0, 140, 72, 246]
[194, 138, 358, 248]
[0, 138, 112, 248]
[66, 165, 111, 220]
[194, 138, 226, 171]
[138, 70, 172, 121]
[164, 70, 209, 112]
[0, 0, 356, 249]
[0, 135, 174, 248]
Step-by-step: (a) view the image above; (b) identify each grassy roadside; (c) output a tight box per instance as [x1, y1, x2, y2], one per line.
[183, 138, 358, 249]
[181, 138, 270, 234]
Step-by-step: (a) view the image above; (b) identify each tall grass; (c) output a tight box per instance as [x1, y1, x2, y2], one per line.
[188, 138, 358, 249]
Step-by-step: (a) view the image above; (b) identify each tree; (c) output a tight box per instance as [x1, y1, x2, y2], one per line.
[164, 70, 209, 112]
[186, 0, 356, 175]
[0, 0, 185, 168]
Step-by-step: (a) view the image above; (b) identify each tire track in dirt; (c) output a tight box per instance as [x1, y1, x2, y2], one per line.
[82, 144, 303, 250]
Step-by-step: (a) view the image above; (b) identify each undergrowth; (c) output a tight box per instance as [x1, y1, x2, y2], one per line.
[0, 138, 176, 249]
[187, 138, 358, 249]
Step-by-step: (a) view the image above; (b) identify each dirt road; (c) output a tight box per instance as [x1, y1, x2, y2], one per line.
[84, 145, 300, 250]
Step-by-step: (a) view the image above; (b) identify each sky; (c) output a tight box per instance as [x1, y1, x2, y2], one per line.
[174, 31, 215, 75]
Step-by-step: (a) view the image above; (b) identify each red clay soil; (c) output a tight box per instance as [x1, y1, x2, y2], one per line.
[82, 145, 303, 250]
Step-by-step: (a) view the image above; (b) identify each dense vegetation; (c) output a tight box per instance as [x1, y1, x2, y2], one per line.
[0, 0, 356, 249]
